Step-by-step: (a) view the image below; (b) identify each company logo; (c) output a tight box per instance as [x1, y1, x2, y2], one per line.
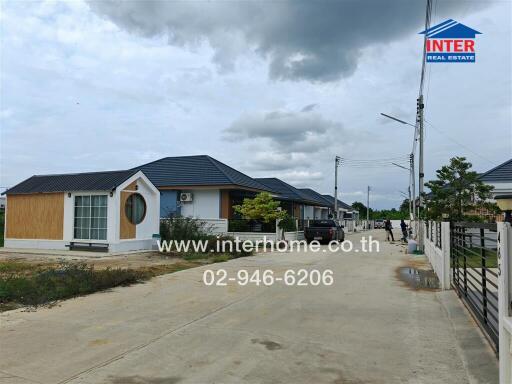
[419, 19, 481, 63]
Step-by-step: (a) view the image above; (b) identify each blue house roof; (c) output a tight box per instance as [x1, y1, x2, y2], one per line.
[254, 178, 317, 205]
[133, 155, 271, 192]
[4, 169, 138, 195]
[321, 195, 353, 211]
[298, 188, 332, 207]
[420, 19, 481, 39]
[480, 158, 512, 183]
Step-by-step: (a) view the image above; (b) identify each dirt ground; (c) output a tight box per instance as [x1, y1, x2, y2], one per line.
[0, 251, 204, 274]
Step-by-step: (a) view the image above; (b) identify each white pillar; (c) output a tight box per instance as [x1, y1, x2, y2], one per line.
[499, 222, 512, 384]
[441, 222, 451, 290]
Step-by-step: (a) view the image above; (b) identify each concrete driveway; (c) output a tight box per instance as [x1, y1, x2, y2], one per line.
[0, 231, 498, 384]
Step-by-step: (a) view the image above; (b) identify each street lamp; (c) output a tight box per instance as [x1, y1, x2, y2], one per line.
[381, 111, 423, 251]
[495, 195, 512, 223]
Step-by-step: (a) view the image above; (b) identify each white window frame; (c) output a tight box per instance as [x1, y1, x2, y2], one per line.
[73, 194, 108, 242]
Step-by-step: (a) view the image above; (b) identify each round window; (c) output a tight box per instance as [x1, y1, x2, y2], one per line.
[125, 193, 146, 225]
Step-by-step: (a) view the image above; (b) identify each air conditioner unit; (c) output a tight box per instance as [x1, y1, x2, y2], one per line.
[180, 192, 193, 202]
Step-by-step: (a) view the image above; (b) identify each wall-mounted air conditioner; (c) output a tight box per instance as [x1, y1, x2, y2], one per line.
[180, 192, 193, 202]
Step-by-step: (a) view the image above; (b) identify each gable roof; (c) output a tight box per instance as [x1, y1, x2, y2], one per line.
[321, 195, 353, 211]
[479, 158, 512, 183]
[298, 188, 332, 207]
[133, 155, 271, 191]
[254, 178, 317, 204]
[419, 19, 481, 39]
[4, 170, 138, 195]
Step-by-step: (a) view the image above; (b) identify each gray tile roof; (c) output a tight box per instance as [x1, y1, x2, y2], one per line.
[254, 178, 317, 204]
[321, 195, 353, 211]
[4, 170, 138, 195]
[298, 188, 332, 207]
[480, 158, 512, 182]
[133, 155, 271, 191]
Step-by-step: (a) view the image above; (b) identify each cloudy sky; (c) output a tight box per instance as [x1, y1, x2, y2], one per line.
[1, 0, 510, 209]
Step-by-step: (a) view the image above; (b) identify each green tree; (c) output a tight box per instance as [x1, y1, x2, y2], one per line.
[399, 199, 410, 215]
[424, 156, 498, 221]
[234, 192, 287, 223]
[352, 201, 374, 219]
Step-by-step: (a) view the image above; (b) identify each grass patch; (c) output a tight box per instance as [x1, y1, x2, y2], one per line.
[0, 260, 201, 310]
[451, 248, 498, 268]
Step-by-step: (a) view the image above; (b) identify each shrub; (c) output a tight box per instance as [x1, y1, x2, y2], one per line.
[160, 217, 213, 243]
[278, 215, 297, 232]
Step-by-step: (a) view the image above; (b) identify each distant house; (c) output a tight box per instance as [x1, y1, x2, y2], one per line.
[254, 178, 319, 219]
[321, 195, 356, 220]
[480, 158, 512, 198]
[479, 158, 512, 221]
[134, 155, 272, 219]
[3, 170, 160, 251]
[298, 188, 331, 219]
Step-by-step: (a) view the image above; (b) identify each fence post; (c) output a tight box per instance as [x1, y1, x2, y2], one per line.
[441, 222, 451, 290]
[499, 222, 512, 384]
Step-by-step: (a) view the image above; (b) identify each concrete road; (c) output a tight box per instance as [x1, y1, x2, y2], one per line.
[0, 231, 498, 384]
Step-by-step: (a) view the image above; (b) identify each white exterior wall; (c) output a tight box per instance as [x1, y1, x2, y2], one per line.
[488, 181, 512, 196]
[180, 189, 220, 219]
[304, 205, 315, 219]
[132, 178, 160, 241]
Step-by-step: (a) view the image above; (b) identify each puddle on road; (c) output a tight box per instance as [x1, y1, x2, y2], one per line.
[397, 267, 440, 290]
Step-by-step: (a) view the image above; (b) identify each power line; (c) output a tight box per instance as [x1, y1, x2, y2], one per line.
[423, 119, 496, 165]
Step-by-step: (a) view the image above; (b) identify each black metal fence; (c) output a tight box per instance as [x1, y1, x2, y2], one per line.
[228, 219, 276, 233]
[435, 222, 442, 249]
[451, 222, 498, 351]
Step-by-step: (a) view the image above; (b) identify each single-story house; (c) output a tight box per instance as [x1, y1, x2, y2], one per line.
[254, 178, 318, 219]
[2, 170, 160, 252]
[480, 158, 512, 198]
[478, 158, 512, 221]
[298, 188, 331, 219]
[321, 194, 356, 219]
[134, 155, 272, 219]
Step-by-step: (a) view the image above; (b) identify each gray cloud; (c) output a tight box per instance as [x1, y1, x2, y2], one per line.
[87, 1, 483, 82]
[224, 109, 341, 154]
[301, 103, 317, 113]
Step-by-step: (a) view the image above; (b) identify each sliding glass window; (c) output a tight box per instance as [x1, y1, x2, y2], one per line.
[74, 195, 108, 240]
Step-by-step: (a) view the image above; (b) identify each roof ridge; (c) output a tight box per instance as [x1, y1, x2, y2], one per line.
[479, 158, 512, 179]
[32, 169, 134, 177]
[204, 156, 236, 184]
[131, 154, 208, 170]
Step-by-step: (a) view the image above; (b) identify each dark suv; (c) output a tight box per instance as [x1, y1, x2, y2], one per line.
[304, 220, 345, 243]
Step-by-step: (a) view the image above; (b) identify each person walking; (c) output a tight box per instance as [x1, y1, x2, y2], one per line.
[400, 219, 408, 242]
[385, 219, 395, 242]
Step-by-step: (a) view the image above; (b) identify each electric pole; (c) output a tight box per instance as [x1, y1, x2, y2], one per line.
[334, 156, 340, 220]
[417, 95, 425, 251]
[410, 153, 416, 221]
[366, 186, 370, 229]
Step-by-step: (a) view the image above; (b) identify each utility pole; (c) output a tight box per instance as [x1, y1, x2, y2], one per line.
[410, 153, 416, 221]
[408, 186, 412, 221]
[366, 186, 370, 229]
[334, 156, 341, 220]
[417, 95, 425, 251]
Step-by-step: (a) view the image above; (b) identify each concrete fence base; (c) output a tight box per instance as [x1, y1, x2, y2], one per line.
[423, 221, 451, 290]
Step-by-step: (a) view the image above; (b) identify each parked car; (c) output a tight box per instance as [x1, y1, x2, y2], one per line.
[374, 219, 385, 229]
[304, 220, 345, 243]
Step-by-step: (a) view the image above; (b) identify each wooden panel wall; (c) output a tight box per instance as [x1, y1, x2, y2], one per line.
[120, 181, 136, 239]
[220, 190, 231, 219]
[6, 193, 64, 239]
